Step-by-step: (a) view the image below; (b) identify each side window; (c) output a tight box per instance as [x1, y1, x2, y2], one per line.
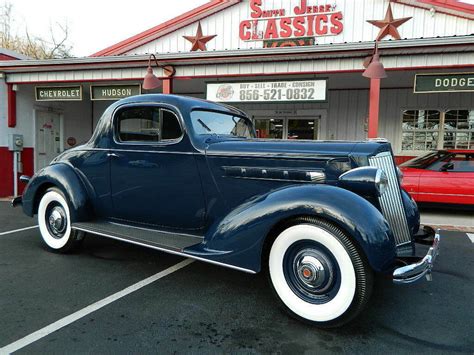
[449, 154, 474, 172]
[116, 106, 182, 143]
[430, 154, 474, 172]
[161, 109, 182, 140]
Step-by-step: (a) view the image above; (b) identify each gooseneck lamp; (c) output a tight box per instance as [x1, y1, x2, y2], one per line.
[142, 54, 176, 90]
[363, 42, 387, 79]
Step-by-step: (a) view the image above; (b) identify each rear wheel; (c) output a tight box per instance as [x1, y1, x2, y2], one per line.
[37, 188, 84, 253]
[267, 217, 373, 328]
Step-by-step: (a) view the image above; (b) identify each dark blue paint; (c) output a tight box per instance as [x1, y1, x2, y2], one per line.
[22, 163, 93, 222]
[21, 94, 418, 274]
[184, 184, 396, 273]
[338, 166, 382, 196]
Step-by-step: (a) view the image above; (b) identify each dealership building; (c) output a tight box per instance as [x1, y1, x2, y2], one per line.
[1, 0, 473, 197]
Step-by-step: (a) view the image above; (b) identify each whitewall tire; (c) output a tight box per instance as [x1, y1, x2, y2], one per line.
[38, 188, 84, 253]
[268, 217, 373, 328]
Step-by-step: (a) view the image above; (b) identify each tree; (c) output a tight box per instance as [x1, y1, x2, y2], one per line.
[0, 2, 73, 59]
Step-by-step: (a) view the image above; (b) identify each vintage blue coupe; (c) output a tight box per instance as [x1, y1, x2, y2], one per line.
[14, 95, 440, 327]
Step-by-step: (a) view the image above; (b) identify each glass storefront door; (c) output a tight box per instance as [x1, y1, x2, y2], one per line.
[254, 117, 320, 140]
[254, 119, 284, 139]
[287, 118, 319, 140]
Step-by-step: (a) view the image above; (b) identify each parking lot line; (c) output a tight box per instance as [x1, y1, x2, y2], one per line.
[0, 226, 37, 236]
[467, 233, 474, 243]
[0, 258, 194, 354]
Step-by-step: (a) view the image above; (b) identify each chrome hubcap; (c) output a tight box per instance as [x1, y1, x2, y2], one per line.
[47, 206, 67, 238]
[290, 247, 336, 296]
[284, 240, 341, 304]
[296, 255, 326, 288]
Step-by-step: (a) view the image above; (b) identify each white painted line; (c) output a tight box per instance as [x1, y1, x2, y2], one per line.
[467, 233, 474, 243]
[0, 225, 38, 236]
[0, 258, 194, 354]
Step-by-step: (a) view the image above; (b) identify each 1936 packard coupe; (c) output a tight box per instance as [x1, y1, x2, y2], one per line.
[13, 95, 440, 327]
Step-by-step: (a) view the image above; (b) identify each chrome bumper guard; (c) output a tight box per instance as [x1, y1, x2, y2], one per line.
[11, 196, 22, 208]
[392, 229, 440, 285]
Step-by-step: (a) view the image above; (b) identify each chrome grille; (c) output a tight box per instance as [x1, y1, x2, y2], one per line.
[369, 152, 412, 246]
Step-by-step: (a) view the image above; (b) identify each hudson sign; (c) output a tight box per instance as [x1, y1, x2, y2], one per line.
[239, 0, 344, 47]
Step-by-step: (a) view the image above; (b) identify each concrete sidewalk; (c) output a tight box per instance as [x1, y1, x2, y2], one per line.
[420, 208, 473, 232]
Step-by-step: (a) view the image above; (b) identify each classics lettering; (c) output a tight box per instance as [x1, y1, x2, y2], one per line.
[240, 0, 343, 41]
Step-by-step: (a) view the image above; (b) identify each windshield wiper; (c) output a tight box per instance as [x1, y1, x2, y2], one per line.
[197, 119, 212, 132]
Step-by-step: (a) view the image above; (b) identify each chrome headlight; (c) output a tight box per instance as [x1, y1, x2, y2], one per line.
[375, 169, 388, 196]
[339, 167, 388, 197]
[396, 166, 403, 184]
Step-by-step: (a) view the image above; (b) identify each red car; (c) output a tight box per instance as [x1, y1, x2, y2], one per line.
[400, 150, 474, 206]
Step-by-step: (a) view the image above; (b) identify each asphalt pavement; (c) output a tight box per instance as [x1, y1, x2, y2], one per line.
[0, 201, 473, 354]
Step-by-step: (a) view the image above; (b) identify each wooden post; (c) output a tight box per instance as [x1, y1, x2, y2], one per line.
[367, 78, 380, 138]
[7, 84, 16, 128]
[162, 78, 173, 94]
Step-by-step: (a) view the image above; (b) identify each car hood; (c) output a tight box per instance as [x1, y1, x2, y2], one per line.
[205, 138, 362, 159]
[204, 138, 392, 160]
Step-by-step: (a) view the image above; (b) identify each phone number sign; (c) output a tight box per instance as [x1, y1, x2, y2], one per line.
[207, 80, 327, 102]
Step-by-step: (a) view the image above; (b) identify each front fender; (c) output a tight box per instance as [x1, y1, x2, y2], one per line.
[185, 184, 396, 273]
[22, 163, 94, 222]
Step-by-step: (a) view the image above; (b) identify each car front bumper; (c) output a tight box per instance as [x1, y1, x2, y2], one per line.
[392, 228, 440, 284]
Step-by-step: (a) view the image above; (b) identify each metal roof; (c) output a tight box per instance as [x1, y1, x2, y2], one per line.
[1, 35, 473, 73]
[0, 48, 31, 60]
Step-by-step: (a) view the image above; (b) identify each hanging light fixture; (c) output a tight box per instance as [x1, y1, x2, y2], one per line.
[363, 42, 387, 79]
[142, 54, 175, 90]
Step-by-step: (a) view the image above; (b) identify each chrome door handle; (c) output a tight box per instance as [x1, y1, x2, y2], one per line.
[107, 152, 120, 158]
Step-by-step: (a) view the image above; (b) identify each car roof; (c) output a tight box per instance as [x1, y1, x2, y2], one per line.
[115, 94, 248, 117]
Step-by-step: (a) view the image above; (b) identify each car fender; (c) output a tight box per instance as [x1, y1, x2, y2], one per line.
[185, 184, 396, 273]
[22, 163, 94, 222]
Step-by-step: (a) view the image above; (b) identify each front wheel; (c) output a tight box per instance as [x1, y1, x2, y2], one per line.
[38, 187, 85, 253]
[268, 217, 373, 328]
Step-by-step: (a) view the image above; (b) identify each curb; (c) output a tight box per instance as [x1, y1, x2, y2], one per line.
[425, 224, 474, 233]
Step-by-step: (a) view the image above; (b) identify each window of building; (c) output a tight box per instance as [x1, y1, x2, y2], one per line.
[443, 110, 474, 149]
[401, 109, 474, 152]
[116, 107, 182, 143]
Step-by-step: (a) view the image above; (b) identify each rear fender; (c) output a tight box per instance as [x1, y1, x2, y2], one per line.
[22, 163, 94, 222]
[185, 185, 396, 273]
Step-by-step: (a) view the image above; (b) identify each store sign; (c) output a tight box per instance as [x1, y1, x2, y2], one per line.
[239, 0, 343, 45]
[414, 73, 474, 93]
[35, 86, 82, 101]
[263, 37, 315, 48]
[207, 80, 327, 102]
[90, 84, 141, 100]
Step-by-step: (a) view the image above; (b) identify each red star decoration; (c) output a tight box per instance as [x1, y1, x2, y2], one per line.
[183, 22, 217, 51]
[367, 4, 412, 41]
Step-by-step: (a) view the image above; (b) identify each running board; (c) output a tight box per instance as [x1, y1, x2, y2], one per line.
[72, 220, 256, 274]
[72, 220, 202, 252]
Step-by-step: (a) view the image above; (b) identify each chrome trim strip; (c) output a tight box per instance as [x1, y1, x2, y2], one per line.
[393, 230, 440, 284]
[369, 151, 412, 246]
[208, 151, 340, 160]
[78, 147, 197, 155]
[225, 176, 325, 184]
[72, 226, 256, 274]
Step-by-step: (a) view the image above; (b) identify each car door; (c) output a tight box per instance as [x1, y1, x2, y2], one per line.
[109, 104, 206, 229]
[418, 153, 474, 204]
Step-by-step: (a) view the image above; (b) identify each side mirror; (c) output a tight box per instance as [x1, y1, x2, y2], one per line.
[440, 162, 454, 172]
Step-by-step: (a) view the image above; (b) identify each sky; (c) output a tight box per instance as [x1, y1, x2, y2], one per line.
[5, 0, 209, 57]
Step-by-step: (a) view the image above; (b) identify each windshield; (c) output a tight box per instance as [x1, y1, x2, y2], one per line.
[190, 110, 255, 138]
[401, 151, 449, 169]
